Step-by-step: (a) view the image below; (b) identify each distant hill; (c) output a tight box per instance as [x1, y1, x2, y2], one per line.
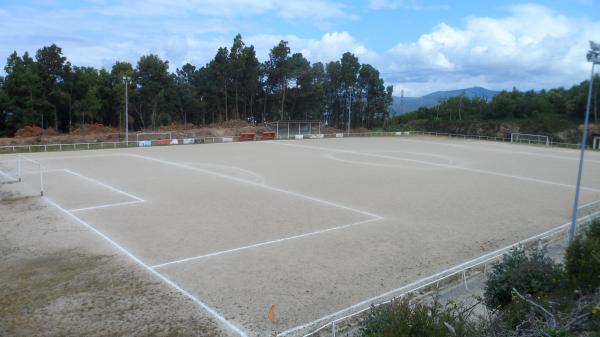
[392, 87, 500, 115]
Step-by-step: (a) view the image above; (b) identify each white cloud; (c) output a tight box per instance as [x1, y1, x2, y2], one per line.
[384, 4, 600, 96]
[91, 0, 353, 20]
[247, 32, 377, 64]
[367, 0, 448, 11]
[1, 2, 599, 97]
[368, 0, 404, 9]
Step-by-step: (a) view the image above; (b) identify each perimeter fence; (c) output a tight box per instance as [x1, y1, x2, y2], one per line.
[0, 130, 590, 154]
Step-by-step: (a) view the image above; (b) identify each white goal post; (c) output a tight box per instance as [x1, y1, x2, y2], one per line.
[265, 120, 322, 139]
[510, 133, 550, 146]
[135, 132, 172, 142]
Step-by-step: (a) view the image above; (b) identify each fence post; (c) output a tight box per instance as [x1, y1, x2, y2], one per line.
[332, 321, 336, 337]
[17, 156, 21, 182]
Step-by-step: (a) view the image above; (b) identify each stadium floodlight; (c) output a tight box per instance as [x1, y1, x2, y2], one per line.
[569, 41, 599, 242]
[123, 76, 131, 146]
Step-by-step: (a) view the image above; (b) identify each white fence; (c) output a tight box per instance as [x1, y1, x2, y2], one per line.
[0, 130, 588, 154]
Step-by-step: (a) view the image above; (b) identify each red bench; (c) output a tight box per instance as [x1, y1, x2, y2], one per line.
[153, 139, 171, 145]
[261, 131, 276, 140]
[239, 132, 256, 141]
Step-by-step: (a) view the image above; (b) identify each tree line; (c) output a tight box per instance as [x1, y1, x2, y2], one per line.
[0, 35, 393, 137]
[392, 76, 600, 136]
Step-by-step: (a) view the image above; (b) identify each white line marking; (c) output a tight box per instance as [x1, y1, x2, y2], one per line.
[0, 169, 17, 181]
[152, 216, 382, 269]
[269, 141, 600, 193]
[68, 200, 144, 212]
[62, 169, 145, 202]
[20, 168, 66, 174]
[183, 162, 266, 184]
[21, 153, 124, 161]
[44, 197, 248, 337]
[128, 153, 379, 218]
[398, 137, 600, 164]
[276, 209, 600, 337]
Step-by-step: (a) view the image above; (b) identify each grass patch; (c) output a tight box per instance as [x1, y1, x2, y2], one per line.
[0, 249, 222, 336]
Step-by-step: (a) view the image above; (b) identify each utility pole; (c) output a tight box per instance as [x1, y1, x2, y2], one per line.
[123, 76, 131, 146]
[570, 41, 600, 242]
[347, 90, 353, 134]
[400, 89, 404, 115]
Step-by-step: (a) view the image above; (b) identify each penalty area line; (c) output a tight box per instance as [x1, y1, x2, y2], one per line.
[68, 200, 145, 213]
[43, 197, 249, 337]
[128, 153, 379, 219]
[62, 169, 145, 202]
[152, 216, 383, 269]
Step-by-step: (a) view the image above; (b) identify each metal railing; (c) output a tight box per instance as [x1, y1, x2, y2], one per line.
[278, 201, 600, 337]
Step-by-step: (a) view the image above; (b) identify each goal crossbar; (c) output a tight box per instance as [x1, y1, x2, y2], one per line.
[510, 133, 550, 146]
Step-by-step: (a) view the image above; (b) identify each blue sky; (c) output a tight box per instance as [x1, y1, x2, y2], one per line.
[0, 0, 599, 96]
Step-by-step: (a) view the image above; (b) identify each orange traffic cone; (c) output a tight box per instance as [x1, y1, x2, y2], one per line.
[268, 304, 276, 322]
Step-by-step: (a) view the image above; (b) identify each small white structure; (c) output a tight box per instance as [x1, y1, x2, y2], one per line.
[593, 135, 600, 150]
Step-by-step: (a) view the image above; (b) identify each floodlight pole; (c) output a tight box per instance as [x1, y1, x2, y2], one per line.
[347, 90, 353, 134]
[123, 76, 131, 147]
[569, 42, 599, 242]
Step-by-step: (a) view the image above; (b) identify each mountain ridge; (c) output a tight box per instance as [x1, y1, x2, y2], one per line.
[392, 87, 500, 115]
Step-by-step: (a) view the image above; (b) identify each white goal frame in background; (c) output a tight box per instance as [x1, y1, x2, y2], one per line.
[510, 133, 550, 146]
[1, 156, 44, 196]
[266, 120, 322, 139]
[135, 132, 172, 142]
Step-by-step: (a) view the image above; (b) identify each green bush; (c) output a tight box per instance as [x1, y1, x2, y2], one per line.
[359, 297, 479, 337]
[484, 246, 563, 309]
[565, 220, 600, 291]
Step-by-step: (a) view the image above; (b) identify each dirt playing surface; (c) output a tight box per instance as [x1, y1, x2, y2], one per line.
[0, 190, 232, 337]
[1, 135, 599, 336]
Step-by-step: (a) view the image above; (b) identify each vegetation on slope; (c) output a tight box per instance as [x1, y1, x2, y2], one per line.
[387, 77, 600, 143]
[358, 221, 600, 337]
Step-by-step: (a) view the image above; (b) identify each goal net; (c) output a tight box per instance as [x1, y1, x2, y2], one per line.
[265, 120, 322, 139]
[510, 133, 550, 146]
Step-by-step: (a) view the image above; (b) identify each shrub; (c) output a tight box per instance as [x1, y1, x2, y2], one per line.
[359, 297, 479, 337]
[484, 246, 563, 309]
[565, 220, 600, 291]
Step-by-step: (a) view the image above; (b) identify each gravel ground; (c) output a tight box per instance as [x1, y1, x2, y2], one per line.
[0, 188, 232, 337]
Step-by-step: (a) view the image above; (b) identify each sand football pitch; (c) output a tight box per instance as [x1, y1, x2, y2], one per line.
[1, 135, 599, 336]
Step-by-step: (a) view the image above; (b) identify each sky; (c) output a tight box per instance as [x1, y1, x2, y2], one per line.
[0, 0, 599, 96]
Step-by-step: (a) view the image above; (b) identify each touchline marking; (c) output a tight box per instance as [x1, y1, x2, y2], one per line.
[62, 169, 145, 202]
[44, 197, 249, 337]
[23, 153, 124, 161]
[68, 200, 144, 213]
[269, 141, 600, 193]
[152, 216, 382, 269]
[128, 153, 379, 219]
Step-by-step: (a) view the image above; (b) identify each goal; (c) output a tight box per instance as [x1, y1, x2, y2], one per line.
[0, 156, 44, 196]
[510, 133, 550, 146]
[265, 120, 322, 139]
